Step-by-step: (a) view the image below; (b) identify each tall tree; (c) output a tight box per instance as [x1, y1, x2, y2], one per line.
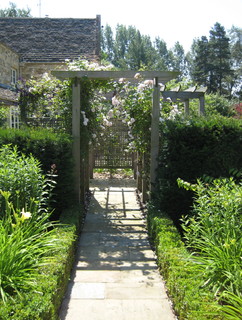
[0, 2, 31, 17]
[154, 37, 171, 70]
[113, 24, 129, 69]
[101, 24, 114, 61]
[170, 41, 187, 79]
[190, 36, 210, 86]
[228, 26, 242, 99]
[208, 22, 232, 95]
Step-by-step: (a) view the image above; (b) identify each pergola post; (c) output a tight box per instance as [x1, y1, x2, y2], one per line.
[72, 78, 81, 203]
[150, 77, 160, 195]
[184, 100, 190, 115]
[199, 96, 205, 115]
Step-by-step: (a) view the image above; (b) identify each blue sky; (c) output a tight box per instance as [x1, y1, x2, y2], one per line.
[1, 0, 241, 52]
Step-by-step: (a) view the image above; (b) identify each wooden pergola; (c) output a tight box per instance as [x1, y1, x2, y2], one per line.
[52, 70, 179, 202]
[161, 85, 207, 115]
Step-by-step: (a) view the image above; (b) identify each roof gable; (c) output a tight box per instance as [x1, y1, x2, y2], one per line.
[0, 17, 100, 63]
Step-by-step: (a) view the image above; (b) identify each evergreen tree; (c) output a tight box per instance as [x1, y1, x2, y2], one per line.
[190, 23, 233, 96]
[208, 22, 232, 95]
[191, 36, 210, 86]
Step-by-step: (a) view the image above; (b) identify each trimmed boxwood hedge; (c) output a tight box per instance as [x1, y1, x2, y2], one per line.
[0, 128, 74, 218]
[157, 115, 242, 226]
[147, 203, 223, 320]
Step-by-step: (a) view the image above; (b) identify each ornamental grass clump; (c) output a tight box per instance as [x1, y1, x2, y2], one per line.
[179, 177, 242, 315]
[0, 190, 60, 303]
[0, 146, 60, 303]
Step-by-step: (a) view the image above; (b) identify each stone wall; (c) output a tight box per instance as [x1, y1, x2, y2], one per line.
[0, 42, 19, 85]
[20, 62, 67, 80]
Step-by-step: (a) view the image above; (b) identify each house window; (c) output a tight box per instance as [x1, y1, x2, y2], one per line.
[11, 69, 17, 85]
[9, 106, 20, 129]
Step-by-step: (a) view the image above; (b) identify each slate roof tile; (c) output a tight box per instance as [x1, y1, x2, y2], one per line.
[0, 17, 100, 63]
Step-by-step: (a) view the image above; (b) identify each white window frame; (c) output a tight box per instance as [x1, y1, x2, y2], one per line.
[11, 68, 17, 85]
[9, 106, 20, 129]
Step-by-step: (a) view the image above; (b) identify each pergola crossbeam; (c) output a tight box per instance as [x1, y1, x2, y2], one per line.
[52, 70, 179, 82]
[161, 86, 207, 115]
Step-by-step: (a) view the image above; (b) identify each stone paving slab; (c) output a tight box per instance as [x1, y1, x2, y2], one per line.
[60, 299, 175, 320]
[59, 179, 177, 320]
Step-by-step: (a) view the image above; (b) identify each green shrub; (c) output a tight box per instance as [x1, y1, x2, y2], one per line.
[0, 145, 45, 214]
[179, 177, 242, 316]
[0, 128, 74, 217]
[147, 203, 223, 319]
[157, 115, 242, 225]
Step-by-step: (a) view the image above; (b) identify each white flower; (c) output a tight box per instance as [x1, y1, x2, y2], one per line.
[129, 118, 135, 125]
[107, 109, 114, 118]
[128, 131, 134, 139]
[168, 104, 182, 120]
[103, 118, 112, 127]
[42, 72, 51, 81]
[83, 118, 89, 126]
[112, 96, 120, 106]
[134, 73, 142, 79]
[137, 83, 146, 91]
[92, 133, 97, 139]
[144, 80, 153, 88]
[21, 208, 31, 220]
[119, 78, 126, 83]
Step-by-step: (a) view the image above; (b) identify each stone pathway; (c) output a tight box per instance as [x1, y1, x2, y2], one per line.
[59, 179, 177, 320]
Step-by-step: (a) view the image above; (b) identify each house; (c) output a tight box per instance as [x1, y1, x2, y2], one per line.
[0, 16, 101, 126]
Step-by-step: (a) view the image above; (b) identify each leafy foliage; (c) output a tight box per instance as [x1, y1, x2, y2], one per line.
[0, 2, 31, 17]
[0, 145, 45, 214]
[157, 115, 242, 225]
[0, 192, 60, 303]
[180, 178, 242, 296]
[0, 205, 81, 319]
[147, 202, 223, 319]
[0, 128, 73, 216]
[101, 24, 187, 75]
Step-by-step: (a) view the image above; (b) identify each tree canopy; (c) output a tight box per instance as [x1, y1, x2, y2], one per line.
[0, 2, 31, 17]
[101, 22, 241, 99]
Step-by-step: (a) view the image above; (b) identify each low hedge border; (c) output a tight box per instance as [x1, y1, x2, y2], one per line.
[0, 204, 84, 320]
[147, 203, 224, 320]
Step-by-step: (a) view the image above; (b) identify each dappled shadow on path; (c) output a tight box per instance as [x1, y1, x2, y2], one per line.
[73, 178, 157, 272]
[59, 179, 162, 320]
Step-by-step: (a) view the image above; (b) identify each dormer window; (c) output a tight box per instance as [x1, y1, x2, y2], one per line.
[11, 68, 17, 85]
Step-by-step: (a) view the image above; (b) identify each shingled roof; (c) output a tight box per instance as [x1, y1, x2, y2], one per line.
[0, 16, 101, 63]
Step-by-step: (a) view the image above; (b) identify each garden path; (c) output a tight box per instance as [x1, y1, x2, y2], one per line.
[59, 178, 177, 320]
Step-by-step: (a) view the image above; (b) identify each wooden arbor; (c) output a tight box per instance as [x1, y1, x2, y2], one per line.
[52, 70, 178, 203]
[161, 85, 207, 115]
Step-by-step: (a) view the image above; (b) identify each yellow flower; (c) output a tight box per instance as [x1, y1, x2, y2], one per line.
[21, 208, 32, 220]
